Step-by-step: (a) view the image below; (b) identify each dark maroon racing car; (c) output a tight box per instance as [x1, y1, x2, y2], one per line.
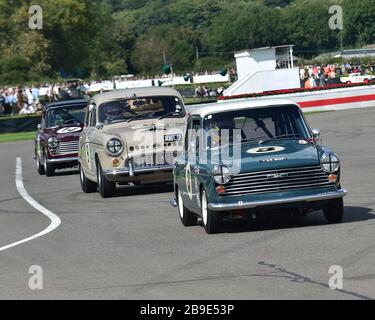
[35, 99, 88, 177]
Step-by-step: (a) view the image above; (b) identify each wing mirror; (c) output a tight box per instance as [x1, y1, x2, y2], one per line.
[37, 124, 41, 131]
[176, 105, 183, 113]
[96, 123, 104, 130]
[312, 128, 321, 142]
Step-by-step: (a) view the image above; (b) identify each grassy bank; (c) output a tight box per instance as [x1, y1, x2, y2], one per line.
[0, 131, 36, 143]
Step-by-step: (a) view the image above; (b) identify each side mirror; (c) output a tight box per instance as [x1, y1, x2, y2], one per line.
[96, 123, 104, 130]
[176, 105, 183, 113]
[37, 124, 41, 131]
[312, 128, 321, 141]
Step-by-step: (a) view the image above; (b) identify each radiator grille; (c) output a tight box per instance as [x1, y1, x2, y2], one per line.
[222, 165, 334, 197]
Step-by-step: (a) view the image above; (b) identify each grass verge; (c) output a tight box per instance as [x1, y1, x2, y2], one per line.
[0, 132, 36, 143]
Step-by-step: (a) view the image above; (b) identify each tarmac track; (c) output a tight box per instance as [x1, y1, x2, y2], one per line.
[0, 107, 374, 300]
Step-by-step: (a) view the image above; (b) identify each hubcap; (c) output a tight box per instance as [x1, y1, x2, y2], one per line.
[80, 165, 84, 183]
[202, 191, 208, 226]
[178, 190, 184, 219]
[43, 154, 47, 172]
[97, 165, 101, 188]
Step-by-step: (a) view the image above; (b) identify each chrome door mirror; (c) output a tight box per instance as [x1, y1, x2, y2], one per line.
[312, 128, 321, 142]
[37, 124, 41, 131]
[96, 123, 104, 130]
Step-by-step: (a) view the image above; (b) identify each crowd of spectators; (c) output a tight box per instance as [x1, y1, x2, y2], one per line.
[0, 81, 88, 117]
[299, 62, 375, 88]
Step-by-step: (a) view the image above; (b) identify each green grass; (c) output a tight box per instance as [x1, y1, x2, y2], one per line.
[0, 131, 36, 143]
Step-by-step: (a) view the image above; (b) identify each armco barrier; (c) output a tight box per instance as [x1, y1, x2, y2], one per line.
[0, 115, 41, 134]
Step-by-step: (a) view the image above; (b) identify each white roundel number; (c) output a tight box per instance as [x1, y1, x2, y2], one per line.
[57, 127, 82, 134]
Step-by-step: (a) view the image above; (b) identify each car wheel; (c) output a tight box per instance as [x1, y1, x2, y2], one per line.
[324, 198, 344, 224]
[97, 160, 116, 198]
[79, 163, 97, 193]
[201, 189, 222, 234]
[43, 152, 55, 177]
[177, 187, 198, 227]
[36, 154, 45, 175]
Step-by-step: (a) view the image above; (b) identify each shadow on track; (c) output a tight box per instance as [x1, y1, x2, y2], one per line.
[203, 206, 375, 234]
[114, 183, 174, 198]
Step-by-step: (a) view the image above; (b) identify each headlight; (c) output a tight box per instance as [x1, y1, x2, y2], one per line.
[321, 153, 340, 173]
[106, 138, 123, 156]
[48, 137, 59, 149]
[212, 165, 232, 185]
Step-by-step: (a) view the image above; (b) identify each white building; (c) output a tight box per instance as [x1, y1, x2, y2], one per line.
[224, 45, 301, 96]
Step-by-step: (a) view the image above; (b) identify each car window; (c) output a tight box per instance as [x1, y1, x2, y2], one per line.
[46, 105, 86, 128]
[203, 105, 310, 145]
[89, 107, 96, 127]
[98, 96, 184, 125]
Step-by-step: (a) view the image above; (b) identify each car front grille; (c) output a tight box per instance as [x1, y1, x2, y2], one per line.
[56, 140, 79, 156]
[221, 165, 334, 197]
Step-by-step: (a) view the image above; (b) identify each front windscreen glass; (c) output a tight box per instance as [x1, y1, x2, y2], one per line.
[203, 105, 311, 145]
[46, 105, 86, 128]
[99, 96, 184, 125]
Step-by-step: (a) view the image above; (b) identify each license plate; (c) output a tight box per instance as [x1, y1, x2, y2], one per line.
[164, 134, 182, 142]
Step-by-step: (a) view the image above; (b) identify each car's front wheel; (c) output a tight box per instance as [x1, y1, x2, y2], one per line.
[97, 160, 116, 198]
[177, 187, 197, 227]
[80, 163, 97, 193]
[201, 189, 222, 234]
[43, 151, 55, 177]
[324, 198, 344, 224]
[36, 154, 45, 175]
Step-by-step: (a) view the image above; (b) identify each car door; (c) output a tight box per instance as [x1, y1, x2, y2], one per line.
[184, 116, 202, 209]
[81, 103, 96, 177]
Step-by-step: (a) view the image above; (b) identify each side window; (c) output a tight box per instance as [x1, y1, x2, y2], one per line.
[89, 107, 96, 127]
[192, 119, 201, 152]
[84, 103, 92, 126]
[184, 118, 194, 151]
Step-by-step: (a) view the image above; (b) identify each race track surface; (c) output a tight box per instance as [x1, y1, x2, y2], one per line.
[0, 108, 374, 300]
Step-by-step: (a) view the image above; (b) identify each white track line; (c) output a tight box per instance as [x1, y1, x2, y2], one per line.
[0, 158, 61, 252]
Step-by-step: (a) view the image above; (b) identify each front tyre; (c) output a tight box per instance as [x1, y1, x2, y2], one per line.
[324, 198, 344, 224]
[80, 163, 97, 193]
[36, 154, 45, 175]
[201, 189, 222, 234]
[43, 152, 55, 177]
[177, 187, 197, 227]
[97, 160, 116, 198]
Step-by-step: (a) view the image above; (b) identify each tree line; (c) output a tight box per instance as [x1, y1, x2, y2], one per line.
[0, 0, 374, 85]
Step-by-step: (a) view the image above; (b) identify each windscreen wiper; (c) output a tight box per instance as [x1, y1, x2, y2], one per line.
[259, 134, 301, 145]
[126, 112, 155, 123]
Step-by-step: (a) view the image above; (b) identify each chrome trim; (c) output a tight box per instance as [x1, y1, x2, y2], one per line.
[104, 164, 174, 177]
[47, 157, 78, 164]
[208, 189, 348, 211]
[222, 165, 334, 197]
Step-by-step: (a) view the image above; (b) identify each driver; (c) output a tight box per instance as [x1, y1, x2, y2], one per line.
[104, 104, 125, 124]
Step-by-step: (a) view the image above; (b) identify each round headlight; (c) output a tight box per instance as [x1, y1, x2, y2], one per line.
[212, 165, 232, 185]
[107, 138, 123, 156]
[321, 153, 340, 173]
[48, 137, 59, 149]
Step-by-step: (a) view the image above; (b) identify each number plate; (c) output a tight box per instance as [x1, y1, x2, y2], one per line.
[164, 134, 182, 142]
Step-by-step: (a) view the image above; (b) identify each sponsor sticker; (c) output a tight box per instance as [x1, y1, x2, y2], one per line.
[57, 127, 82, 134]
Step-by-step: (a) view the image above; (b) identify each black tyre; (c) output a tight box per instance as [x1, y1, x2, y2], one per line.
[36, 154, 45, 175]
[177, 187, 198, 227]
[97, 160, 116, 198]
[324, 198, 344, 224]
[43, 152, 55, 177]
[79, 163, 97, 193]
[201, 189, 222, 234]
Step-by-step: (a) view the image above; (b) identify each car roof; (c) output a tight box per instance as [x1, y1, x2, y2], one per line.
[186, 98, 300, 118]
[91, 87, 183, 106]
[44, 99, 89, 110]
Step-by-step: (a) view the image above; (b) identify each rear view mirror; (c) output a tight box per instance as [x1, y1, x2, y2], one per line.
[312, 128, 321, 142]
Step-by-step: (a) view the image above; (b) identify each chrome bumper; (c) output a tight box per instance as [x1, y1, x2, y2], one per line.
[104, 164, 174, 178]
[208, 189, 348, 211]
[47, 157, 78, 164]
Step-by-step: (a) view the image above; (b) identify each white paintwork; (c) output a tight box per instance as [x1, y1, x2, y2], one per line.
[0, 158, 61, 252]
[224, 68, 300, 96]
